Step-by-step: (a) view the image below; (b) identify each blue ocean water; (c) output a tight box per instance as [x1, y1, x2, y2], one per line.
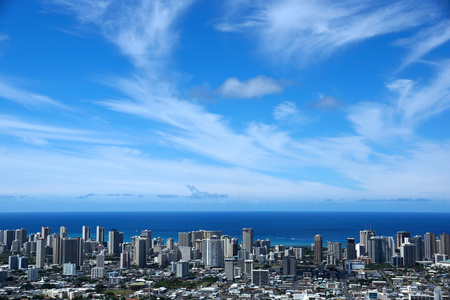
[0, 212, 448, 246]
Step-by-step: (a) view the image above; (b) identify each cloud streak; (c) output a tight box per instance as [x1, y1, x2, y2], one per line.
[216, 76, 287, 99]
[216, 0, 437, 65]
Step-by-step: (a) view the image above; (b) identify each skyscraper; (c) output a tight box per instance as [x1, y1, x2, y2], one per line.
[346, 238, 357, 260]
[424, 232, 437, 260]
[82, 226, 91, 241]
[410, 235, 424, 262]
[225, 258, 234, 281]
[440, 233, 450, 256]
[36, 238, 46, 268]
[202, 236, 224, 268]
[41, 227, 51, 240]
[368, 237, 391, 264]
[134, 238, 146, 268]
[96, 226, 105, 244]
[360, 230, 376, 254]
[108, 229, 122, 255]
[60, 226, 68, 238]
[242, 228, 253, 254]
[53, 235, 61, 265]
[314, 234, 323, 264]
[178, 232, 192, 247]
[396, 231, 411, 249]
[61, 238, 78, 266]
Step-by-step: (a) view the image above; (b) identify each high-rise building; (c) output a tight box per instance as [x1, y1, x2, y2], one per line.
[134, 238, 146, 268]
[410, 235, 424, 261]
[61, 238, 78, 266]
[140, 230, 152, 255]
[108, 229, 122, 255]
[314, 234, 323, 264]
[440, 233, 450, 256]
[401, 243, 416, 266]
[96, 226, 105, 244]
[283, 255, 297, 276]
[252, 269, 269, 286]
[15, 229, 27, 246]
[4, 230, 14, 250]
[360, 230, 376, 254]
[96, 253, 105, 268]
[244, 259, 254, 279]
[120, 252, 131, 269]
[328, 241, 342, 262]
[396, 231, 411, 249]
[36, 238, 46, 268]
[28, 267, 39, 282]
[178, 232, 192, 247]
[202, 236, 224, 268]
[225, 258, 234, 281]
[82, 226, 91, 241]
[53, 235, 61, 265]
[368, 237, 391, 264]
[41, 227, 51, 240]
[424, 232, 437, 260]
[60, 226, 68, 239]
[346, 238, 357, 260]
[242, 228, 253, 254]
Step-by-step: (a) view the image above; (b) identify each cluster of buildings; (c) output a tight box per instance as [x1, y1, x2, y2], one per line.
[0, 225, 449, 299]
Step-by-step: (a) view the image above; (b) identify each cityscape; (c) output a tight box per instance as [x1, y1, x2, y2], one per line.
[0, 225, 449, 299]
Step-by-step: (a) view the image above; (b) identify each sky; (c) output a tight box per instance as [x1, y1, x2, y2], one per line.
[1, 0, 450, 212]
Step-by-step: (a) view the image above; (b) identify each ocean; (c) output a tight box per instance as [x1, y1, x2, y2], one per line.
[0, 211, 449, 246]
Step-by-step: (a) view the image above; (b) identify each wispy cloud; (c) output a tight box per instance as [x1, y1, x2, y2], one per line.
[397, 21, 450, 69]
[53, 0, 195, 69]
[0, 34, 8, 42]
[0, 115, 125, 146]
[313, 95, 344, 110]
[216, 75, 287, 99]
[0, 79, 68, 109]
[216, 0, 437, 65]
[273, 101, 305, 124]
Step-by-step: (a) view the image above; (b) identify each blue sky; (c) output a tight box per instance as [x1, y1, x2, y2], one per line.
[1, 0, 450, 212]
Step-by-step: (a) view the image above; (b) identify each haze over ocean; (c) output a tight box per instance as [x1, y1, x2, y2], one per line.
[1, 211, 448, 247]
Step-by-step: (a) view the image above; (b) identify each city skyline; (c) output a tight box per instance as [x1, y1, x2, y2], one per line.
[1, 1, 450, 211]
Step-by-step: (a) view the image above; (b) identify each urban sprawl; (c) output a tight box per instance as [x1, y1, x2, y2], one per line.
[0, 227, 449, 300]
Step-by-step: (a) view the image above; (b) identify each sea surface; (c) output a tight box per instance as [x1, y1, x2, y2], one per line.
[0, 212, 449, 246]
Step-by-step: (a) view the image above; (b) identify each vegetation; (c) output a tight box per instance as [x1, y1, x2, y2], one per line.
[154, 276, 219, 290]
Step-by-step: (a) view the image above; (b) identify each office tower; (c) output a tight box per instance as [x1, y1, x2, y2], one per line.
[4, 230, 14, 250]
[77, 237, 84, 267]
[175, 261, 189, 277]
[283, 255, 297, 276]
[11, 240, 21, 252]
[252, 269, 269, 286]
[225, 258, 234, 281]
[41, 227, 51, 240]
[15, 229, 27, 246]
[36, 238, 46, 268]
[63, 263, 77, 275]
[28, 267, 39, 282]
[108, 229, 122, 255]
[244, 259, 254, 279]
[178, 232, 192, 247]
[440, 233, 450, 255]
[346, 238, 357, 260]
[53, 235, 61, 265]
[96, 226, 105, 244]
[396, 231, 411, 249]
[411, 235, 424, 261]
[60, 226, 68, 239]
[18, 256, 29, 269]
[222, 235, 233, 258]
[120, 252, 131, 269]
[140, 230, 152, 255]
[401, 243, 416, 266]
[360, 230, 376, 254]
[242, 228, 253, 254]
[8, 255, 19, 270]
[81, 226, 90, 241]
[314, 234, 323, 264]
[424, 232, 437, 260]
[61, 238, 78, 265]
[202, 236, 224, 267]
[91, 267, 104, 278]
[368, 237, 391, 264]
[328, 241, 342, 261]
[167, 238, 174, 250]
[96, 253, 105, 268]
[134, 238, 146, 268]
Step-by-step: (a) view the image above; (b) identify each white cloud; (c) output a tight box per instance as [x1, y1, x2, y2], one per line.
[313, 95, 343, 110]
[0, 79, 68, 109]
[273, 101, 304, 123]
[398, 21, 450, 69]
[0, 115, 124, 146]
[216, 0, 437, 65]
[216, 75, 286, 99]
[53, 0, 195, 69]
